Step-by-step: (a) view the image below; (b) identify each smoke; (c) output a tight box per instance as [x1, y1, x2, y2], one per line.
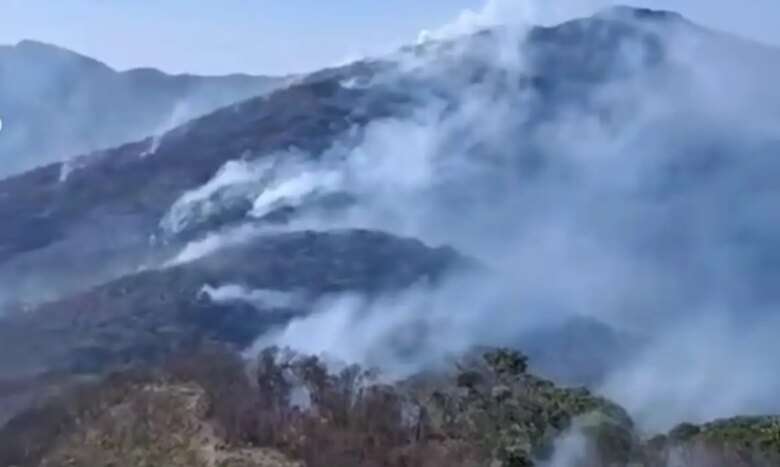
[203, 2, 780, 438]
[3, 6, 780, 461]
[160, 157, 276, 235]
[416, 0, 645, 44]
[0, 41, 289, 311]
[199, 284, 303, 310]
[30, 0, 765, 441]
[0, 39, 281, 177]
[539, 427, 590, 467]
[249, 274, 555, 378]
[164, 223, 265, 266]
[139, 100, 194, 158]
[417, 0, 535, 43]
[601, 311, 780, 432]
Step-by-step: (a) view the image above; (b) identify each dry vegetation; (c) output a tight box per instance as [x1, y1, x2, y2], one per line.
[2, 345, 778, 467]
[169, 346, 480, 467]
[0, 345, 478, 467]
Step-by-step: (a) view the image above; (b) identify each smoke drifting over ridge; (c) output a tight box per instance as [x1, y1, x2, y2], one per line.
[1, 3, 779, 458]
[0, 40, 283, 176]
[149, 2, 780, 436]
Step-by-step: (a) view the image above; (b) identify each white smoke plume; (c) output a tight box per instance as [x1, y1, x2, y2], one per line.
[199, 284, 303, 310]
[153, 0, 780, 439]
[140, 100, 194, 158]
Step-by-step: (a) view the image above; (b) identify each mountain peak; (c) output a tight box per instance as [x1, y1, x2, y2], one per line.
[7, 39, 114, 73]
[15, 38, 59, 49]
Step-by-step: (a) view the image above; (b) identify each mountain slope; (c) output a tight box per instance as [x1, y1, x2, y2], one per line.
[0, 79, 411, 307]
[2, 6, 780, 457]
[0, 40, 284, 176]
[4, 6, 780, 317]
[0, 228, 466, 425]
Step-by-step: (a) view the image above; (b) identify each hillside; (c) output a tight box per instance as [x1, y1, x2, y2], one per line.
[2, 347, 778, 467]
[1, 6, 780, 466]
[0, 40, 284, 176]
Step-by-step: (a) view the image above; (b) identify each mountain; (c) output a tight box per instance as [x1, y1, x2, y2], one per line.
[2, 6, 780, 466]
[0, 40, 285, 176]
[0, 228, 466, 427]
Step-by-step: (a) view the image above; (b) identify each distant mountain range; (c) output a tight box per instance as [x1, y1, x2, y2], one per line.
[0, 40, 286, 175]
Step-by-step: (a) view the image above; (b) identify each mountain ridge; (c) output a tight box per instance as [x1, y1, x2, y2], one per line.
[0, 39, 287, 176]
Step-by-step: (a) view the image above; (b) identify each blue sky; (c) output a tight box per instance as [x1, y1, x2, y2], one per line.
[2, 0, 780, 76]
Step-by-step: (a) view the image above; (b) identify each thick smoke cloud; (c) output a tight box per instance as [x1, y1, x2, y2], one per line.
[602, 311, 780, 432]
[157, 0, 780, 440]
[3, 8, 780, 464]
